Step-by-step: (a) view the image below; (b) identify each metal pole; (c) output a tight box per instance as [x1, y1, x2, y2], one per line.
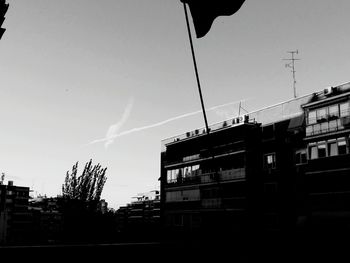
[291, 52, 297, 98]
[283, 50, 300, 99]
[183, 2, 210, 133]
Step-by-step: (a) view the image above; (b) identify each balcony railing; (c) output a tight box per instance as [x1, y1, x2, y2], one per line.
[306, 116, 350, 137]
[166, 168, 245, 186]
[202, 198, 221, 208]
[165, 144, 245, 167]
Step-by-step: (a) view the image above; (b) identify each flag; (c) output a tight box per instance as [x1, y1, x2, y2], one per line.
[181, 0, 246, 38]
[0, 0, 9, 40]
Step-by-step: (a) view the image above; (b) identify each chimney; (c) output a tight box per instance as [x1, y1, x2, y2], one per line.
[8, 181, 13, 186]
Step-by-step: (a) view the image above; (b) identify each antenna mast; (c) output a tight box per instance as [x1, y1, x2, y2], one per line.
[283, 50, 300, 98]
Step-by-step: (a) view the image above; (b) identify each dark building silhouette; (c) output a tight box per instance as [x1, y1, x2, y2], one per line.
[116, 190, 160, 241]
[0, 181, 32, 244]
[28, 196, 64, 244]
[160, 81, 350, 245]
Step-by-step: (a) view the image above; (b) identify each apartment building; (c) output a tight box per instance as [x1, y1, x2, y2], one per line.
[160, 81, 350, 239]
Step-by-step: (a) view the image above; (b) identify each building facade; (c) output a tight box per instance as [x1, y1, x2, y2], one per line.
[160, 81, 350, 240]
[116, 190, 160, 240]
[301, 85, 350, 230]
[0, 181, 32, 244]
[29, 196, 64, 244]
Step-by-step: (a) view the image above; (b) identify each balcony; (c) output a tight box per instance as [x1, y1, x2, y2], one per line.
[306, 108, 350, 137]
[164, 144, 245, 168]
[166, 168, 245, 187]
[166, 175, 201, 186]
[306, 153, 350, 172]
[202, 198, 221, 208]
[306, 117, 350, 137]
[221, 168, 245, 181]
[201, 172, 219, 183]
[201, 197, 246, 209]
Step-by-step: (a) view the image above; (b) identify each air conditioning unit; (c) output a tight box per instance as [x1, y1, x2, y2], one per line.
[244, 115, 249, 123]
[331, 86, 339, 93]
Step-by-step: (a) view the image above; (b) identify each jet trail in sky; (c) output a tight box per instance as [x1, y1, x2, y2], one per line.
[89, 99, 249, 146]
[104, 97, 134, 148]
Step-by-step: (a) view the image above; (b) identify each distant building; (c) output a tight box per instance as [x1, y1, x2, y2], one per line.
[116, 190, 160, 239]
[28, 196, 63, 244]
[0, 181, 32, 244]
[160, 81, 350, 239]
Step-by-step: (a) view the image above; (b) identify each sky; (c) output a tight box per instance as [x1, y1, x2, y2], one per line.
[1, 0, 350, 209]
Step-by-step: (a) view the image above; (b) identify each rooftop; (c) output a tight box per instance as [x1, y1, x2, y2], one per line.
[162, 81, 350, 148]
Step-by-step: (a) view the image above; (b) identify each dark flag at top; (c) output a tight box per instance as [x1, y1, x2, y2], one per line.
[181, 0, 246, 38]
[0, 0, 9, 40]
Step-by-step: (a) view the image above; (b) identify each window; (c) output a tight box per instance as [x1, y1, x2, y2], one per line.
[337, 118, 344, 130]
[317, 108, 327, 121]
[340, 102, 350, 117]
[296, 149, 307, 164]
[309, 143, 318, 159]
[176, 169, 182, 180]
[338, 139, 347, 155]
[328, 120, 337, 131]
[321, 122, 328, 133]
[264, 153, 276, 169]
[192, 165, 200, 176]
[328, 140, 337, 156]
[313, 123, 321, 134]
[317, 142, 327, 158]
[167, 170, 172, 183]
[308, 137, 348, 160]
[183, 166, 191, 177]
[183, 154, 200, 162]
[166, 166, 202, 183]
[166, 169, 182, 183]
[308, 110, 317, 124]
[328, 105, 339, 118]
[306, 125, 313, 136]
[173, 169, 178, 182]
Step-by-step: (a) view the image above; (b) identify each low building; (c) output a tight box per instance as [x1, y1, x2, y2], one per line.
[116, 190, 160, 240]
[28, 196, 63, 244]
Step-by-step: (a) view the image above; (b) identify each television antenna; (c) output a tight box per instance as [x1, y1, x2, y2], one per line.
[283, 50, 300, 98]
[238, 101, 249, 116]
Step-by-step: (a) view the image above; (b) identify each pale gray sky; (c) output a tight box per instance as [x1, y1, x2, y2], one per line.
[1, 0, 350, 208]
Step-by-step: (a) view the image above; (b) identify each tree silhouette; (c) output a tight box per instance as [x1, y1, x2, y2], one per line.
[62, 159, 107, 202]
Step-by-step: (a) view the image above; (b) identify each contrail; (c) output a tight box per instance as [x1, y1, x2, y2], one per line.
[89, 98, 249, 146]
[103, 97, 134, 148]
